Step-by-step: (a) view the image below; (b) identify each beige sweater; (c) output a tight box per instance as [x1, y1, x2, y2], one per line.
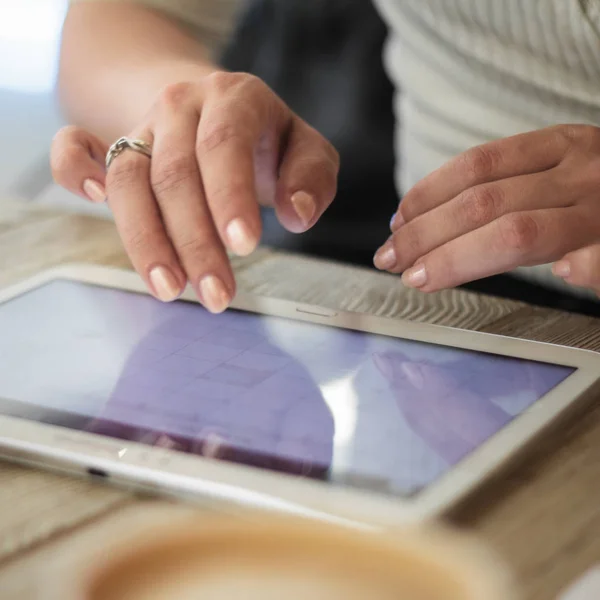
[71, 0, 600, 297]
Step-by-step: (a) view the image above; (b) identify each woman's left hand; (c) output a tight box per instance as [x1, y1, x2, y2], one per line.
[374, 124, 600, 297]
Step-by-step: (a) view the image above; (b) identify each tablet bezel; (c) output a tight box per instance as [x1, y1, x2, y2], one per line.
[0, 264, 598, 528]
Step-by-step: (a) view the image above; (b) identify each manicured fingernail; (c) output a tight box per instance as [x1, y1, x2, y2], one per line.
[552, 260, 571, 279]
[291, 191, 316, 227]
[226, 218, 257, 256]
[403, 264, 428, 288]
[83, 179, 106, 203]
[199, 275, 231, 314]
[373, 242, 397, 270]
[390, 211, 405, 229]
[149, 266, 181, 302]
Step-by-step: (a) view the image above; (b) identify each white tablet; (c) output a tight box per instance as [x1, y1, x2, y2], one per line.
[0, 265, 598, 528]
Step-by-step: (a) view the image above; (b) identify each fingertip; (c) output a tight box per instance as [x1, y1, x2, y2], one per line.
[148, 265, 183, 303]
[402, 264, 428, 289]
[290, 191, 316, 228]
[552, 260, 571, 279]
[275, 121, 338, 234]
[225, 218, 260, 257]
[374, 241, 397, 271]
[83, 178, 106, 203]
[274, 190, 317, 234]
[198, 274, 233, 314]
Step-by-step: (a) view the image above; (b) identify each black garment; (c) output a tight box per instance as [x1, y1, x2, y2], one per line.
[221, 0, 397, 267]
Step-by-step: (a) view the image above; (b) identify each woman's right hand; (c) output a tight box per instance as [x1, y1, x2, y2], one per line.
[51, 72, 339, 313]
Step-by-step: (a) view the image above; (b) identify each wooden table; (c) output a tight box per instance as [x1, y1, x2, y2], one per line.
[0, 201, 598, 600]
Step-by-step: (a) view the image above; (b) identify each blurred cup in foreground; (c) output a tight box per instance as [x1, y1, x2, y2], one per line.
[64, 516, 516, 600]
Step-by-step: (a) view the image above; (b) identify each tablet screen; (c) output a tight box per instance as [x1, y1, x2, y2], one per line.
[0, 280, 574, 497]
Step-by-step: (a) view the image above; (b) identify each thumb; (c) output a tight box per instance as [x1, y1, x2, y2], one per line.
[50, 125, 108, 203]
[552, 243, 600, 296]
[274, 117, 339, 233]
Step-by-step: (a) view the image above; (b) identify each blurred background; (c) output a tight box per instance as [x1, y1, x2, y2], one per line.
[0, 0, 109, 216]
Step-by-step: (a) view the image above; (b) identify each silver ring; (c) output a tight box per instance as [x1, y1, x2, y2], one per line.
[105, 136, 152, 169]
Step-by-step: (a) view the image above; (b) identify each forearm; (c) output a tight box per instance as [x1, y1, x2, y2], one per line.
[59, 3, 219, 142]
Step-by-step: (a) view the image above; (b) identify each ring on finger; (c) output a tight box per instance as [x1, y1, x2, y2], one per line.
[106, 136, 153, 169]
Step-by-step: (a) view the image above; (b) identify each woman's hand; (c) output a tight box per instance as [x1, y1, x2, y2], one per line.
[51, 72, 339, 312]
[374, 124, 600, 297]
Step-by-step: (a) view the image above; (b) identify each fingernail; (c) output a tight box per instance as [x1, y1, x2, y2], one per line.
[226, 218, 257, 256]
[403, 264, 428, 288]
[552, 260, 571, 278]
[373, 242, 397, 270]
[199, 275, 231, 314]
[291, 191, 316, 227]
[83, 179, 106, 203]
[149, 266, 181, 302]
[390, 211, 405, 229]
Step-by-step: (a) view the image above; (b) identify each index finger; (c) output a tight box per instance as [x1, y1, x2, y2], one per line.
[393, 126, 572, 228]
[402, 206, 598, 292]
[196, 102, 264, 257]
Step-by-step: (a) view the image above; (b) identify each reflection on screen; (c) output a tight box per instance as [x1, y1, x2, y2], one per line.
[0, 280, 574, 496]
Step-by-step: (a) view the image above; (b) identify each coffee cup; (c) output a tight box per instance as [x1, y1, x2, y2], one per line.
[62, 516, 516, 600]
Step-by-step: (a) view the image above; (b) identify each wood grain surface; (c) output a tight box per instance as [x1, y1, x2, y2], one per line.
[0, 201, 598, 600]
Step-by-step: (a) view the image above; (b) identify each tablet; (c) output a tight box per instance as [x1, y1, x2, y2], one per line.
[0, 265, 598, 528]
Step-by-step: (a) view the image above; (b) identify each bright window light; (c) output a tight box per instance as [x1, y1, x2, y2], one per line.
[0, 1, 68, 93]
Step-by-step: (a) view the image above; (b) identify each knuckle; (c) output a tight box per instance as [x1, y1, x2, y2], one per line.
[583, 157, 600, 182]
[400, 184, 426, 222]
[174, 235, 228, 276]
[156, 81, 194, 109]
[237, 72, 266, 96]
[107, 155, 148, 191]
[197, 121, 248, 155]
[497, 213, 540, 253]
[460, 145, 500, 183]
[396, 204, 408, 226]
[460, 184, 502, 227]
[205, 71, 271, 119]
[300, 128, 339, 168]
[560, 124, 600, 150]
[322, 139, 340, 170]
[285, 157, 338, 202]
[176, 236, 215, 263]
[204, 70, 238, 92]
[151, 154, 197, 196]
[397, 224, 423, 260]
[205, 71, 263, 95]
[294, 154, 337, 181]
[121, 224, 164, 256]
